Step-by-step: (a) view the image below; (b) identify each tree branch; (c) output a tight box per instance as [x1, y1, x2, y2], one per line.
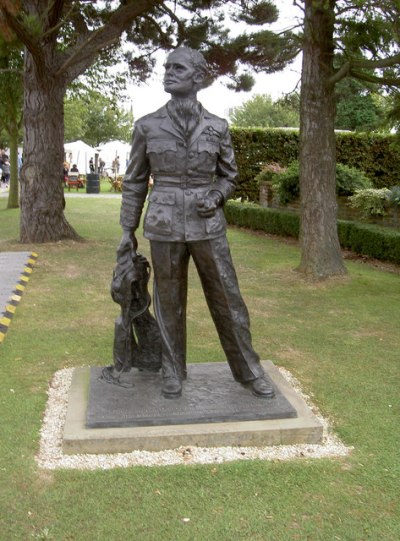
[353, 52, 400, 70]
[329, 61, 351, 85]
[349, 69, 400, 87]
[158, 3, 186, 38]
[330, 52, 400, 85]
[55, 0, 164, 81]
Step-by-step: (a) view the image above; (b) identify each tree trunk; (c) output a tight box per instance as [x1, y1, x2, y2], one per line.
[6, 123, 19, 209]
[19, 51, 80, 243]
[297, 0, 347, 280]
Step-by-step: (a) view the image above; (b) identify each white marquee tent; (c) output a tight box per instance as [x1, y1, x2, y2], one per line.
[97, 140, 131, 175]
[64, 140, 96, 174]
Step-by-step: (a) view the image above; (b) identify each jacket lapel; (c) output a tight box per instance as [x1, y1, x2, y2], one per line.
[159, 115, 184, 141]
[187, 112, 208, 148]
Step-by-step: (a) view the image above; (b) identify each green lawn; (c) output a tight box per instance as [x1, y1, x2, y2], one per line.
[0, 196, 399, 540]
[63, 176, 121, 194]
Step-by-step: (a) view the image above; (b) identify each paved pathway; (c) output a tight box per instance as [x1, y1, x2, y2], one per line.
[0, 251, 38, 343]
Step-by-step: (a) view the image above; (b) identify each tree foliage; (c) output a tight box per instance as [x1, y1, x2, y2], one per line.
[229, 92, 300, 127]
[64, 92, 133, 146]
[384, 90, 400, 134]
[335, 73, 387, 132]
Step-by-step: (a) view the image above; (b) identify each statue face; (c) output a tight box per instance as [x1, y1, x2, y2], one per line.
[163, 49, 200, 98]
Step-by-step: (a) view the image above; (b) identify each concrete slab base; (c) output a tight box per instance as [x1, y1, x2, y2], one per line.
[87, 363, 297, 428]
[63, 361, 323, 454]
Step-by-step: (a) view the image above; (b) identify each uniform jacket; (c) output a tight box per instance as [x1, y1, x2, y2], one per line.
[120, 102, 239, 242]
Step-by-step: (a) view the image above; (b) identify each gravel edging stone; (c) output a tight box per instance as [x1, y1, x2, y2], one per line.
[35, 367, 352, 470]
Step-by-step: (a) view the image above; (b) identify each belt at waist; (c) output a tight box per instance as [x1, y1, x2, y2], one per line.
[154, 175, 214, 188]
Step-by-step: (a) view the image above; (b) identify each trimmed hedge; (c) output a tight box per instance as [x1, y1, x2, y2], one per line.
[224, 201, 300, 238]
[231, 128, 400, 201]
[225, 200, 400, 265]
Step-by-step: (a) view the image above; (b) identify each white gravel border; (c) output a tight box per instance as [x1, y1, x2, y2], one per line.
[35, 367, 352, 470]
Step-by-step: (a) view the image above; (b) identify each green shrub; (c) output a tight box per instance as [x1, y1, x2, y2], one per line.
[254, 162, 286, 186]
[224, 200, 300, 238]
[339, 221, 400, 264]
[336, 163, 372, 195]
[268, 161, 372, 205]
[348, 188, 391, 219]
[225, 200, 400, 265]
[272, 161, 300, 204]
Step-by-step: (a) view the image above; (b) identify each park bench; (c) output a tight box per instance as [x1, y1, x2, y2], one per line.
[67, 174, 85, 191]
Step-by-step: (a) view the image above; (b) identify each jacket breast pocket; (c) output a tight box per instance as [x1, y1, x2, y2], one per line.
[196, 140, 219, 173]
[147, 140, 177, 172]
[144, 191, 176, 236]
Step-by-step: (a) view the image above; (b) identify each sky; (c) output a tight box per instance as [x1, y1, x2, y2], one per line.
[127, 0, 303, 121]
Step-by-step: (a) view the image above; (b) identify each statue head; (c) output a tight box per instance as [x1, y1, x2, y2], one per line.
[163, 47, 209, 99]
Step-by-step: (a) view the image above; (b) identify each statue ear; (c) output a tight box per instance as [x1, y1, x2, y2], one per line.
[193, 71, 204, 86]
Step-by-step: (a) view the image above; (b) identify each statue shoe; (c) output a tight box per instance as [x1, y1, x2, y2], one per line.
[162, 376, 182, 399]
[249, 376, 275, 398]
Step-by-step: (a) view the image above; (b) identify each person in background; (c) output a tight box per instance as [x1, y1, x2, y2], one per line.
[63, 161, 70, 184]
[99, 157, 105, 176]
[113, 156, 120, 174]
[1, 156, 10, 187]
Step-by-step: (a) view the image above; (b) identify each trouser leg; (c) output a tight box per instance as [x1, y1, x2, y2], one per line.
[189, 236, 264, 383]
[150, 241, 189, 380]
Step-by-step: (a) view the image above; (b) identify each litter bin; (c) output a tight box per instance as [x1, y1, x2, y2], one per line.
[86, 173, 100, 194]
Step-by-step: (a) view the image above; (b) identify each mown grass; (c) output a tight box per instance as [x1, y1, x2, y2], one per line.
[0, 195, 399, 540]
[63, 176, 121, 195]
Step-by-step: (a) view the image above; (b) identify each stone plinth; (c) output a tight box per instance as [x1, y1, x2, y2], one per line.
[63, 361, 323, 454]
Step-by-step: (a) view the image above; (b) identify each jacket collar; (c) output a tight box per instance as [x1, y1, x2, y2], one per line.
[158, 102, 212, 146]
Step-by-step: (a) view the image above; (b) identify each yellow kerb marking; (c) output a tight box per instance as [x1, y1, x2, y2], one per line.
[11, 294, 21, 302]
[20, 275, 29, 283]
[0, 316, 11, 326]
[6, 305, 16, 314]
[24, 267, 33, 274]
[16, 284, 25, 292]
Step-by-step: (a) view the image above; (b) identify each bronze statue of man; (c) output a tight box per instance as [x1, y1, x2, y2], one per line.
[118, 46, 275, 399]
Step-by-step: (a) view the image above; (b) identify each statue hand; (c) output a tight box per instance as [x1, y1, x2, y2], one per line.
[196, 191, 223, 218]
[117, 230, 138, 261]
